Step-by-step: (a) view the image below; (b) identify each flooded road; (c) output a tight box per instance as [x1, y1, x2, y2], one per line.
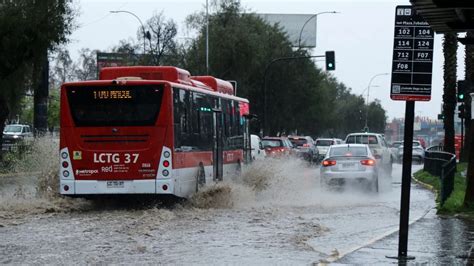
[0, 155, 434, 264]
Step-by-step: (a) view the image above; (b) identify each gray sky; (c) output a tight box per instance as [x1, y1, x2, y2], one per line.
[67, 0, 466, 121]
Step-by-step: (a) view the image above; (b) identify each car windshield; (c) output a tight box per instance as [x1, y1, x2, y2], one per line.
[262, 140, 283, 148]
[3, 125, 23, 133]
[393, 142, 402, 148]
[399, 145, 424, 150]
[289, 138, 308, 147]
[329, 146, 368, 157]
[346, 135, 378, 144]
[316, 139, 334, 146]
[398, 142, 422, 148]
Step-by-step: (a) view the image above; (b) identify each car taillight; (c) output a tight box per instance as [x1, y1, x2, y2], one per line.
[280, 148, 285, 152]
[303, 143, 310, 147]
[322, 160, 336, 167]
[360, 159, 375, 166]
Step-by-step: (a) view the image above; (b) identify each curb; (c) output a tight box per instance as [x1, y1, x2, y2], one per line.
[411, 175, 436, 192]
[316, 172, 437, 264]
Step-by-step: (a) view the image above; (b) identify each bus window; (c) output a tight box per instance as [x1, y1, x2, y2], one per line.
[67, 85, 164, 127]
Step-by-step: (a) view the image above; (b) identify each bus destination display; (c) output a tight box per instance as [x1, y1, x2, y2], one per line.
[391, 5, 434, 101]
[93, 90, 132, 100]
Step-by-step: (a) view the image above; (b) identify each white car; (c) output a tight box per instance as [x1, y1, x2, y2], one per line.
[397, 141, 425, 164]
[315, 138, 344, 161]
[2, 124, 34, 151]
[320, 144, 380, 192]
[250, 134, 266, 160]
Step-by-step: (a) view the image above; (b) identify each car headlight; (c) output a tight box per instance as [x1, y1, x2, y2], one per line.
[13, 135, 19, 139]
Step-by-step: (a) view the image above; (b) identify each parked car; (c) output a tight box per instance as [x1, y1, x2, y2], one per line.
[288, 135, 319, 162]
[320, 144, 380, 192]
[315, 138, 344, 161]
[397, 141, 425, 164]
[390, 141, 403, 163]
[261, 137, 293, 158]
[250, 134, 266, 160]
[344, 132, 393, 176]
[2, 124, 34, 151]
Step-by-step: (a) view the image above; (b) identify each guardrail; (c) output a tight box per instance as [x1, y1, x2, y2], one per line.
[423, 146, 456, 205]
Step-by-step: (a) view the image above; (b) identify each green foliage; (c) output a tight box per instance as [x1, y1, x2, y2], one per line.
[181, 0, 386, 137]
[48, 89, 60, 128]
[414, 163, 474, 216]
[0, 0, 76, 139]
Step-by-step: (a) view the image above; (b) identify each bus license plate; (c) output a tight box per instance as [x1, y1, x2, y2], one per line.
[107, 181, 124, 188]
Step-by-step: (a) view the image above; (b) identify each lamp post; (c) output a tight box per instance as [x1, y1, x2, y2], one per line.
[206, 0, 209, 74]
[297, 11, 338, 49]
[364, 73, 389, 131]
[110, 10, 149, 55]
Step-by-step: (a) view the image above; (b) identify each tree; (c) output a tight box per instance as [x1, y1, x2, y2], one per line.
[442, 32, 457, 155]
[461, 31, 474, 162]
[182, 0, 382, 137]
[0, 0, 75, 139]
[51, 48, 76, 88]
[367, 99, 387, 133]
[75, 48, 98, 81]
[464, 31, 474, 206]
[141, 12, 179, 66]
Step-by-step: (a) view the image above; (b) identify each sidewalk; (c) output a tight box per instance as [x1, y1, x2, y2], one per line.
[335, 209, 474, 264]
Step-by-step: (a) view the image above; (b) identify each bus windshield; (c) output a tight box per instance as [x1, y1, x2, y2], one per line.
[67, 85, 164, 127]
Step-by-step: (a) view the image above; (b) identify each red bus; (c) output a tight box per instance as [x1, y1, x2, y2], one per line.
[59, 66, 250, 198]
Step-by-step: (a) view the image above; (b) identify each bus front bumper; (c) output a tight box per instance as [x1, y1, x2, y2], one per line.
[60, 179, 175, 195]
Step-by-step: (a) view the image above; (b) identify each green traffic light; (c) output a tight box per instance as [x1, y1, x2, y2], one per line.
[459, 94, 464, 100]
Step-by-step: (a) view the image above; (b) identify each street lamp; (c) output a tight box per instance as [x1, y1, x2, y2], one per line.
[364, 73, 389, 131]
[206, 0, 209, 74]
[297, 11, 338, 49]
[110, 10, 150, 55]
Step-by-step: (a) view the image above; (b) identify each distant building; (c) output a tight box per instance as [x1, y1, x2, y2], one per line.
[385, 117, 444, 146]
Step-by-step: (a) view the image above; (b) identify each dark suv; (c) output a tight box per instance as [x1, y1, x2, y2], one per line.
[288, 136, 319, 162]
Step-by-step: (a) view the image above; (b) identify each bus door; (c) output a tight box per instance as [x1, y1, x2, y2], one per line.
[212, 109, 223, 181]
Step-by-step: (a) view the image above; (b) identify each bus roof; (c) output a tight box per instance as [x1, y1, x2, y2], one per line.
[62, 79, 249, 103]
[99, 66, 235, 95]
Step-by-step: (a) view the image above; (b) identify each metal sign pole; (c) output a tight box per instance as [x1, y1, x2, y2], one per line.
[388, 5, 434, 261]
[398, 100, 415, 258]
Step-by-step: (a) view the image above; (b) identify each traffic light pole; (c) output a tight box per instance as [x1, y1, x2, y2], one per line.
[461, 117, 464, 155]
[262, 54, 326, 136]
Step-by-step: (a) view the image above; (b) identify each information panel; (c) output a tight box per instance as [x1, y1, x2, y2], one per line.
[391, 6, 434, 101]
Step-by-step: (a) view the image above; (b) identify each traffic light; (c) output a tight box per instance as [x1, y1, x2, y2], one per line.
[458, 104, 466, 119]
[325, 51, 335, 71]
[457, 80, 467, 102]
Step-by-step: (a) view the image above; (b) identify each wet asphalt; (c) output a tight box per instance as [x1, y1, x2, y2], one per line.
[0, 159, 473, 264]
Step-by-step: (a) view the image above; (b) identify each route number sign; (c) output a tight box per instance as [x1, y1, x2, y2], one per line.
[391, 6, 434, 101]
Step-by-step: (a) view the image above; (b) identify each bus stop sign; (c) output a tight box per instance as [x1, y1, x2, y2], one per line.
[391, 6, 434, 101]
